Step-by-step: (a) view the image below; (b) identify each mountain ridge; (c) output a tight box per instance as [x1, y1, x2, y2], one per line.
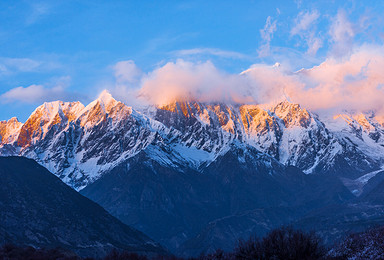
[1, 90, 383, 189]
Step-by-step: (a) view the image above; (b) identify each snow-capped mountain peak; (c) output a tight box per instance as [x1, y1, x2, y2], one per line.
[1, 94, 383, 189]
[0, 117, 22, 144]
[77, 90, 124, 128]
[94, 89, 118, 113]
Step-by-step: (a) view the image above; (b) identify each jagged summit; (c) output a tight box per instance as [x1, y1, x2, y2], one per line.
[76, 90, 133, 129]
[157, 99, 313, 129]
[82, 90, 118, 115]
[272, 100, 312, 128]
[0, 116, 22, 144]
[38, 101, 85, 121]
[6, 117, 20, 124]
[96, 90, 118, 112]
[2, 91, 128, 148]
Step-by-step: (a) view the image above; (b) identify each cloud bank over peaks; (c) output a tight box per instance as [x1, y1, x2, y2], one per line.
[293, 45, 384, 114]
[112, 58, 297, 108]
[110, 45, 384, 117]
[138, 60, 255, 106]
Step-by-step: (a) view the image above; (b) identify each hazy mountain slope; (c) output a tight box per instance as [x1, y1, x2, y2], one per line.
[81, 143, 355, 254]
[0, 156, 165, 257]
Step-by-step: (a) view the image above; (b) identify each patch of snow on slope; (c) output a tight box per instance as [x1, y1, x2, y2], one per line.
[341, 167, 384, 196]
[172, 143, 214, 167]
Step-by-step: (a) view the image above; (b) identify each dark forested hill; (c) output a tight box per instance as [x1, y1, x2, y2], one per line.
[0, 156, 166, 257]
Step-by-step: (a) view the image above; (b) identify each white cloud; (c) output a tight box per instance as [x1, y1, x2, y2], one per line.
[294, 0, 302, 8]
[291, 10, 322, 55]
[26, 3, 51, 25]
[306, 35, 323, 56]
[258, 16, 277, 57]
[113, 60, 142, 84]
[0, 77, 77, 104]
[0, 58, 41, 74]
[1, 85, 64, 104]
[291, 11, 320, 36]
[109, 60, 144, 107]
[0, 56, 61, 76]
[329, 9, 355, 58]
[172, 48, 249, 60]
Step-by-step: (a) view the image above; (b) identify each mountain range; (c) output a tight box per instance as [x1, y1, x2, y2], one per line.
[2, 90, 384, 256]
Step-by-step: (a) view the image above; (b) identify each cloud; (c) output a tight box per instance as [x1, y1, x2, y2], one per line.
[109, 60, 144, 107]
[138, 60, 253, 106]
[329, 9, 356, 58]
[258, 16, 277, 57]
[0, 58, 41, 74]
[0, 77, 79, 104]
[1, 85, 64, 104]
[291, 10, 320, 36]
[26, 3, 51, 25]
[113, 60, 142, 84]
[109, 44, 384, 118]
[0, 57, 61, 76]
[306, 36, 323, 56]
[246, 45, 384, 115]
[291, 10, 322, 55]
[294, 0, 302, 8]
[291, 45, 384, 113]
[172, 48, 249, 60]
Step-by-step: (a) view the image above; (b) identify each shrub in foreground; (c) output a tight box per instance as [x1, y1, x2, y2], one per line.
[233, 226, 326, 260]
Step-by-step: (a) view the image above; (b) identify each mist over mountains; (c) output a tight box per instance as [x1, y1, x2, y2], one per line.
[108, 45, 384, 116]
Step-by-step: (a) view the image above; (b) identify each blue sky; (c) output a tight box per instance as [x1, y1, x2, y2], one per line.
[0, 0, 383, 121]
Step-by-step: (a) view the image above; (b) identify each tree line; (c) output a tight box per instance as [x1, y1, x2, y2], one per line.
[2, 226, 383, 259]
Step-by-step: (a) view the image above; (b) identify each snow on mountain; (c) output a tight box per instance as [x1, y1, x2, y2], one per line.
[341, 167, 384, 196]
[0, 117, 22, 144]
[1, 90, 383, 189]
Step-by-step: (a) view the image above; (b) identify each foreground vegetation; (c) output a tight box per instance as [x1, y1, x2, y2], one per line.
[2, 226, 384, 259]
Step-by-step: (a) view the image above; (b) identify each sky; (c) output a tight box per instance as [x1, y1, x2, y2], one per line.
[0, 0, 384, 121]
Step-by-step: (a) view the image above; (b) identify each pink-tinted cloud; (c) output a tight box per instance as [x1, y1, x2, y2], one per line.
[138, 60, 253, 105]
[293, 45, 384, 113]
[111, 45, 384, 117]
